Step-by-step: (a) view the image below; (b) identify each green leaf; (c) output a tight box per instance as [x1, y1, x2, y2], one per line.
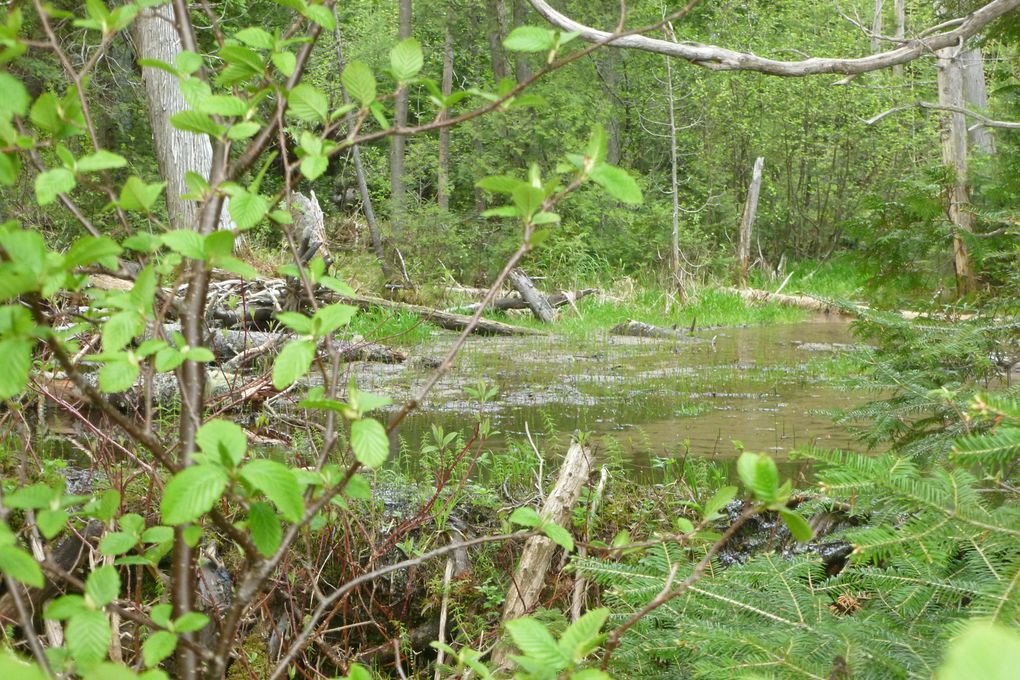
[248, 502, 282, 557]
[503, 26, 556, 53]
[100, 532, 139, 556]
[476, 175, 526, 194]
[173, 612, 209, 633]
[313, 303, 357, 335]
[160, 465, 229, 525]
[99, 359, 139, 393]
[589, 163, 642, 204]
[67, 609, 111, 665]
[559, 607, 609, 662]
[272, 339, 315, 389]
[302, 3, 336, 29]
[938, 622, 1020, 680]
[0, 338, 32, 399]
[0, 651, 47, 680]
[36, 508, 67, 539]
[505, 617, 568, 668]
[241, 459, 304, 522]
[199, 95, 249, 118]
[227, 121, 261, 140]
[737, 452, 779, 503]
[542, 522, 574, 552]
[0, 153, 20, 187]
[509, 507, 541, 527]
[84, 663, 142, 680]
[142, 631, 177, 667]
[0, 545, 44, 588]
[341, 61, 376, 106]
[300, 154, 328, 180]
[229, 190, 269, 230]
[287, 84, 328, 123]
[350, 417, 389, 468]
[77, 150, 127, 173]
[703, 485, 738, 519]
[35, 167, 76, 205]
[103, 311, 143, 351]
[511, 185, 544, 218]
[64, 235, 123, 268]
[85, 564, 120, 608]
[196, 419, 247, 468]
[778, 508, 813, 543]
[6, 483, 55, 509]
[175, 51, 203, 74]
[45, 594, 87, 620]
[235, 27, 275, 50]
[170, 110, 225, 138]
[390, 38, 423, 81]
[271, 51, 296, 77]
[0, 73, 30, 120]
[118, 176, 165, 212]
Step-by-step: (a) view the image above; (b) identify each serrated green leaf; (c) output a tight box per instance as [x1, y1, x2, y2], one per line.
[737, 452, 779, 503]
[302, 3, 336, 29]
[272, 339, 315, 389]
[504, 26, 556, 52]
[558, 607, 609, 662]
[351, 417, 389, 468]
[248, 502, 282, 557]
[173, 611, 209, 633]
[287, 83, 328, 123]
[196, 419, 247, 468]
[170, 110, 225, 138]
[390, 38, 423, 81]
[229, 190, 269, 230]
[77, 150, 127, 173]
[160, 465, 228, 525]
[505, 617, 568, 668]
[241, 459, 304, 522]
[99, 359, 139, 393]
[542, 522, 574, 552]
[703, 485, 738, 519]
[142, 631, 177, 667]
[35, 167, 76, 205]
[37, 508, 67, 539]
[103, 311, 143, 351]
[45, 594, 87, 620]
[100, 532, 139, 556]
[67, 609, 111, 665]
[778, 508, 814, 543]
[118, 176, 165, 212]
[0, 545, 44, 588]
[342, 61, 376, 106]
[85, 564, 120, 608]
[271, 51, 296, 77]
[235, 27, 275, 50]
[589, 163, 642, 204]
[0, 338, 32, 399]
[509, 506, 541, 527]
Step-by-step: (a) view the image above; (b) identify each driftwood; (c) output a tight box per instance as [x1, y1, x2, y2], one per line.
[610, 319, 701, 341]
[330, 292, 544, 336]
[508, 268, 557, 323]
[0, 520, 104, 627]
[737, 156, 765, 286]
[726, 287, 852, 315]
[450, 288, 597, 315]
[501, 440, 592, 621]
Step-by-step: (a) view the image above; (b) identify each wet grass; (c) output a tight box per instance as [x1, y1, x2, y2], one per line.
[488, 287, 808, 337]
[347, 307, 436, 347]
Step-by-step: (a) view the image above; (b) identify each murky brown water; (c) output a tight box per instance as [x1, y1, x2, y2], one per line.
[349, 318, 875, 468]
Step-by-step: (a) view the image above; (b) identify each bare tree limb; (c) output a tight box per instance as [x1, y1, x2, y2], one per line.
[527, 0, 1020, 76]
[866, 101, 1020, 129]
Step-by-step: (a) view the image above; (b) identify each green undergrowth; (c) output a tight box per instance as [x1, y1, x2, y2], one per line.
[346, 307, 436, 347]
[489, 286, 808, 337]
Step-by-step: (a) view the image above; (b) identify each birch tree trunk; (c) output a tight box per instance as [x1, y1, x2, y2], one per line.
[937, 46, 977, 296]
[487, 0, 510, 82]
[389, 0, 412, 226]
[437, 14, 454, 211]
[961, 47, 996, 155]
[333, 15, 387, 267]
[892, 0, 906, 76]
[665, 54, 681, 284]
[871, 0, 885, 53]
[737, 157, 765, 287]
[134, 4, 231, 232]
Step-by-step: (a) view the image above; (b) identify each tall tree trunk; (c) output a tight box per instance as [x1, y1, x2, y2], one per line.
[937, 45, 977, 296]
[665, 54, 681, 282]
[871, 0, 885, 53]
[487, 0, 510, 82]
[512, 0, 532, 82]
[597, 50, 622, 165]
[961, 47, 996, 155]
[737, 157, 765, 287]
[892, 0, 906, 76]
[134, 4, 231, 232]
[437, 13, 454, 211]
[333, 13, 387, 268]
[390, 0, 412, 229]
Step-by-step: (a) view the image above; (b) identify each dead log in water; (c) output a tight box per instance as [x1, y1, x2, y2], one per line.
[611, 319, 702, 341]
[508, 268, 558, 322]
[449, 288, 597, 314]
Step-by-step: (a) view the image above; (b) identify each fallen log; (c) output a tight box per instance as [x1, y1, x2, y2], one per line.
[329, 292, 545, 336]
[725, 287, 852, 315]
[449, 288, 597, 314]
[508, 268, 557, 323]
[611, 319, 702, 341]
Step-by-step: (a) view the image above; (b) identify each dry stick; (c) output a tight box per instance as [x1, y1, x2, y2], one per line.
[265, 532, 533, 680]
[433, 556, 457, 680]
[600, 508, 758, 669]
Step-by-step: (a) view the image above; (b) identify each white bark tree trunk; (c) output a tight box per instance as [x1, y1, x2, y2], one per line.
[961, 47, 996, 155]
[871, 0, 885, 53]
[389, 0, 412, 226]
[937, 45, 977, 296]
[892, 0, 906, 76]
[737, 157, 765, 287]
[437, 15, 454, 211]
[134, 4, 231, 232]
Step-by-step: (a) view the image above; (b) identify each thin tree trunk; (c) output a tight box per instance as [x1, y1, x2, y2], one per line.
[390, 0, 412, 225]
[437, 13, 454, 211]
[961, 47, 996, 155]
[333, 14, 387, 266]
[508, 268, 557, 322]
[737, 157, 765, 287]
[937, 45, 977, 296]
[665, 54, 681, 282]
[871, 0, 885, 53]
[512, 0, 532, 82]
[487, 0, 510, 82]
[597, 50, 622, 165]
[134, 4, 231, 232]
[892, 0, 906, 76]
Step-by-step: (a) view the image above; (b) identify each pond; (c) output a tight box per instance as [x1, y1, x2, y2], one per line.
[350, 317, 877, 473]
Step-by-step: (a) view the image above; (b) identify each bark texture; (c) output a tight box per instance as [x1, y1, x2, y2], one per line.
[507, 268, 557, 322]
[737, 157, 765, 287]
